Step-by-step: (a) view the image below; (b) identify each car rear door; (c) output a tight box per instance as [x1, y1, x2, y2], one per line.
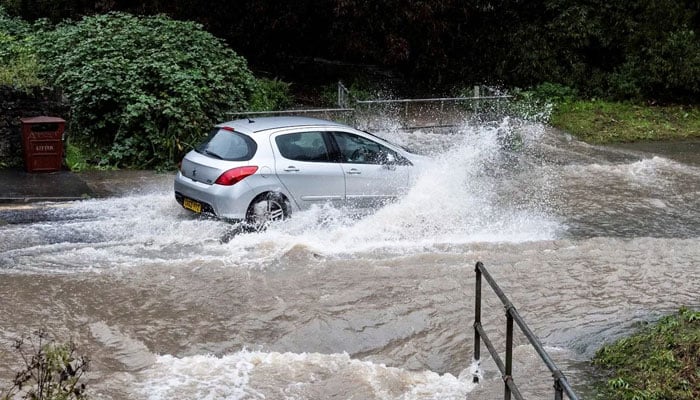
[330, 131, 411, 208]
[271, 130, 346, 209]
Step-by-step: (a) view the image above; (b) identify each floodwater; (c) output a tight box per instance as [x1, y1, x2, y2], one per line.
[1, 118, 699, 399]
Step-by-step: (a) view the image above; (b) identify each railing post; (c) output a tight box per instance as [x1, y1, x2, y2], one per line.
[473, 261, 482, 383]
[473, 85, 480, 114]
[505, 306, 514, 400]
[553, 371, 564, 400]
[471, 261, 580, 400]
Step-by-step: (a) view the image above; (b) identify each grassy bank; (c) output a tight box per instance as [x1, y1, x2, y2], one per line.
[549, 101, 700, 144]
[592, 307, 700, 400]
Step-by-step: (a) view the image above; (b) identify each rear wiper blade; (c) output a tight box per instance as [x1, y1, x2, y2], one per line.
[204, 149, 223, 159]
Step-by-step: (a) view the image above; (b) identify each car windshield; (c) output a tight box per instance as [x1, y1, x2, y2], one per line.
[195, 128, 257, 161]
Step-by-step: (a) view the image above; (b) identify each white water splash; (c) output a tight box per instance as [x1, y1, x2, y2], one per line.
[218, 118, 561, 261]
[1, 118, 564, 272]
[135, 350, 480, 400]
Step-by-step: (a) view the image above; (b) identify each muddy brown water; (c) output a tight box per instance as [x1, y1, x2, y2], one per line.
[1, 121, 699, 399]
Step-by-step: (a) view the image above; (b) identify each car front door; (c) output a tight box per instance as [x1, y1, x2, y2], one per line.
[272, 131, 345, 209]
[331, 131, 411, 208]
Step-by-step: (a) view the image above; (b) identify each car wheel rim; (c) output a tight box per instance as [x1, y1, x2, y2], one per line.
[250, 199, 285, 231]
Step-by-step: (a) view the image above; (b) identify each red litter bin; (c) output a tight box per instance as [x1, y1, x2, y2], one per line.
[20, 116, 66, 172]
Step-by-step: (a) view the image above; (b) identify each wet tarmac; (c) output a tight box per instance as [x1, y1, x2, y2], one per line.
[0, 169, 172, 203]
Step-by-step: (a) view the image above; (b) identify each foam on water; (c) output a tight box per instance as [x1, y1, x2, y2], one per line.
[135, 350, 480, 400]
[0, 193, 231, 272]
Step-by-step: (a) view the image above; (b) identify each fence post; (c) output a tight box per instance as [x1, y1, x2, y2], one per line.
[473, 85, 480, 114]
[338, 82, 342, 107]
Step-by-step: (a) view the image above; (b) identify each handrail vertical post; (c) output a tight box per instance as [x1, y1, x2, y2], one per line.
[337, 82, 341, 107]
[554, 378, 563, 400]
[473, 262, 482, 383]
[471, 261, 579, 400]
[505, 309, 514, 400]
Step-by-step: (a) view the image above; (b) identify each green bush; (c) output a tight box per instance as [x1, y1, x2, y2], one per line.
[248, 78, 293, 111]
[608, 29, 700, 102]
[0, 6, 43, 88]
[34, 12, 257, 169]
[0, 5, 30, 36]
[527, 82, 578, 104]
[490, 82, 577, 123]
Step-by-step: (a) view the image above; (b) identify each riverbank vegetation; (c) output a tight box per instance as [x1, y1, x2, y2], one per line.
[592, 307, 700, 400]
[0, 330, 89, 400]
[550, 101, 700, 144]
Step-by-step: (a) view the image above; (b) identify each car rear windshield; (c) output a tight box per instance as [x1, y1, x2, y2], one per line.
[195, 128, 257, 161]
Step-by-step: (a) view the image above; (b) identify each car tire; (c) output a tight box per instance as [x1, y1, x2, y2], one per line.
[245, 192, 289, 232]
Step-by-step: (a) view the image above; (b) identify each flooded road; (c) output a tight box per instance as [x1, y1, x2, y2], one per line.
[1, 120, 699, 399]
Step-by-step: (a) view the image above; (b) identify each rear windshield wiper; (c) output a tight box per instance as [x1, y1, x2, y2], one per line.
[203, 149, 224, 159]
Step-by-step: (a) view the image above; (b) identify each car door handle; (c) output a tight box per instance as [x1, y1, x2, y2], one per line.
[346, 168, 361, 175]
[283, 166, 300, 172]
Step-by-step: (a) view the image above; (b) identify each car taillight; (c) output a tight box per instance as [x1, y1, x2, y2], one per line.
[214, 166, 258, 186]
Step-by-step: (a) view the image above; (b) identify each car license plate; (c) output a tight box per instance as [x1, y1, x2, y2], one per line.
[183, 198, 202, 213]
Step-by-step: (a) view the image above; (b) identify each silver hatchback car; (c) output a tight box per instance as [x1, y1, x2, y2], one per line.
[174, 116, 425, 229]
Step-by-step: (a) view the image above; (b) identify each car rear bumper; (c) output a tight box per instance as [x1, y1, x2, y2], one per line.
[174, 171, 252, 220]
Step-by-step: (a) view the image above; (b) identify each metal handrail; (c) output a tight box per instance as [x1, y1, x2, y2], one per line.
[226, 82, 513, 129]
[473, 261, 579, 400]
[356, 95, 512, 104]
[227, 108, 355, 117]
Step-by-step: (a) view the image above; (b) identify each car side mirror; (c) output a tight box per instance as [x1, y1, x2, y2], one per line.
[382, 152, 396, 164]
[380, 152, 398, 170]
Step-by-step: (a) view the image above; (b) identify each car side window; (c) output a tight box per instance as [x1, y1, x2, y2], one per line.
[333, 131, 405, 165]
[275, 131, 330, 162]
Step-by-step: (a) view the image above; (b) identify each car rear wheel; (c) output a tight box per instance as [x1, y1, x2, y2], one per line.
[245, 193, 289, 232]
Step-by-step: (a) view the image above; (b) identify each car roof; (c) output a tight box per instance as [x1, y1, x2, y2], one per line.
[217, 116, 348, 134]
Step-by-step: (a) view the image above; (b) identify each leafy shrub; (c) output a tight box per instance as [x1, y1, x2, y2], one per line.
[527, 82, 578, 104]
[0, 32, 43, 88]
[0, 5, 30, 36]
[248, 78, 293, 111]
[0, 330, 89, 400]
[34, 12, 257, 169]
[608, 29, 700, 102]
[64, 142, 91, 172]
[0, 6, 43, 88]
[490, 83, 576, 124]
